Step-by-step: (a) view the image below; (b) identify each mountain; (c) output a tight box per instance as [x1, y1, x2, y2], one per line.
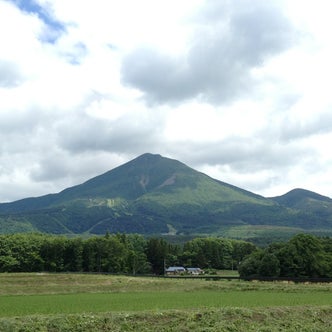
[271, 188, 332, 209]
[270, 188, 332, 226]
[1, 153, 332, 241]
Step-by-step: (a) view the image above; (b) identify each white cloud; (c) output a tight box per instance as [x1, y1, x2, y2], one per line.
[121, 0, 296, 105]
[1, 0, 332, 202]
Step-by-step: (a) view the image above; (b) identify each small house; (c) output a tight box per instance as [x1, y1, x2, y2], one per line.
[165, 266, 186, 275]
[187, 267, 204, 275]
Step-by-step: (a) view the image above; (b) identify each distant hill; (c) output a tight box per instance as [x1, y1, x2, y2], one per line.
[270, 188, 332, 229]
[271, 188, 332, 209]
[1, 153, 332, 242]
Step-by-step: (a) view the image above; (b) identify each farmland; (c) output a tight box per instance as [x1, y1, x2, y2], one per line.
[0, 273, 331, 331]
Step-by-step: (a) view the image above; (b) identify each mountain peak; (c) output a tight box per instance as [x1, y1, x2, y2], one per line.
[271, 188, 332, 208]
[127, 153, 165, 169]
[1, 154, 332, 238]
[137, 152, 162, 160]
[58, 152, 192, 201]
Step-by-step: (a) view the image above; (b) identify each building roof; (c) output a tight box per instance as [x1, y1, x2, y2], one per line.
[165, 266, 186, 272]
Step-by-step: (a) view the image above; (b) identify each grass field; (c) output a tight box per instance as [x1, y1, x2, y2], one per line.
[0, 273, 331, 331]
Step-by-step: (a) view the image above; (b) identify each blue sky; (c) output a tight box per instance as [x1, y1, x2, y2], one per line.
[12, 0, 64, 42]
[1, 0, 332, 202]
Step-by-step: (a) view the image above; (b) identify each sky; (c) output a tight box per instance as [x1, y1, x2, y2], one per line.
[1, 0, 332, 202]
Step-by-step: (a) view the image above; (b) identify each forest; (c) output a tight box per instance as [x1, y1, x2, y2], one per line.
[238, 233, 332, 278]
[0, 233, 331, 278]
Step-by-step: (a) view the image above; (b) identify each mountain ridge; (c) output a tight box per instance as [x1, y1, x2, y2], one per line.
[271, 188, 332, 207]
[1, 153, 332, 241]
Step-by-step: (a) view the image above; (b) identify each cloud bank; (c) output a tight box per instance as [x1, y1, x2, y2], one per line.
[1, 0, 332, 202]
[122, 0, 295, 105]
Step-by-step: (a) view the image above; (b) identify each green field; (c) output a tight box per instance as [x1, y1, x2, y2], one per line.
[0, 273, 331, 331]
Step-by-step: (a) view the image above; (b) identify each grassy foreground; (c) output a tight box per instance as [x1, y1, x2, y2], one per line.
[1, 307, 332, 332]
[0, 273, 331, 331]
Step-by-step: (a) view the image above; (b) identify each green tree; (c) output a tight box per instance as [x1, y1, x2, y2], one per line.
[126, 234, 150, 274]
[277, 234, 329, 277]
[82, 235, 128, 273]
[0, 255, 19, 272]
[40, 236, 67, 272]
[258, 252, 280, 277]
[182, 237, 233, 269]
[82, 237, 100, 272]
[239, 234, 332, 278]
[63, 237, 83, 271]
[146, 238, 169, 274]
[101, 235, 128, 272]
[238, 250, 263, 278]
[231, 240, 257, 269]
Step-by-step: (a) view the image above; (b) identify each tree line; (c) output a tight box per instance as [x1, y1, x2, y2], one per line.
[238, 234, 332, 278]
[0, 233, 256, 274]
[0, 233, 331, 277]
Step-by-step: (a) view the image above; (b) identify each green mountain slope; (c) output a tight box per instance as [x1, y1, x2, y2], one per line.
[0, 153, 332, 239]
[270, 188, 332, 227]
[271, 188, 332, 209]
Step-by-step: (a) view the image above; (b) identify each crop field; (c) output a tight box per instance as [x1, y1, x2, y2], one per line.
[0, 273, 331, 331]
